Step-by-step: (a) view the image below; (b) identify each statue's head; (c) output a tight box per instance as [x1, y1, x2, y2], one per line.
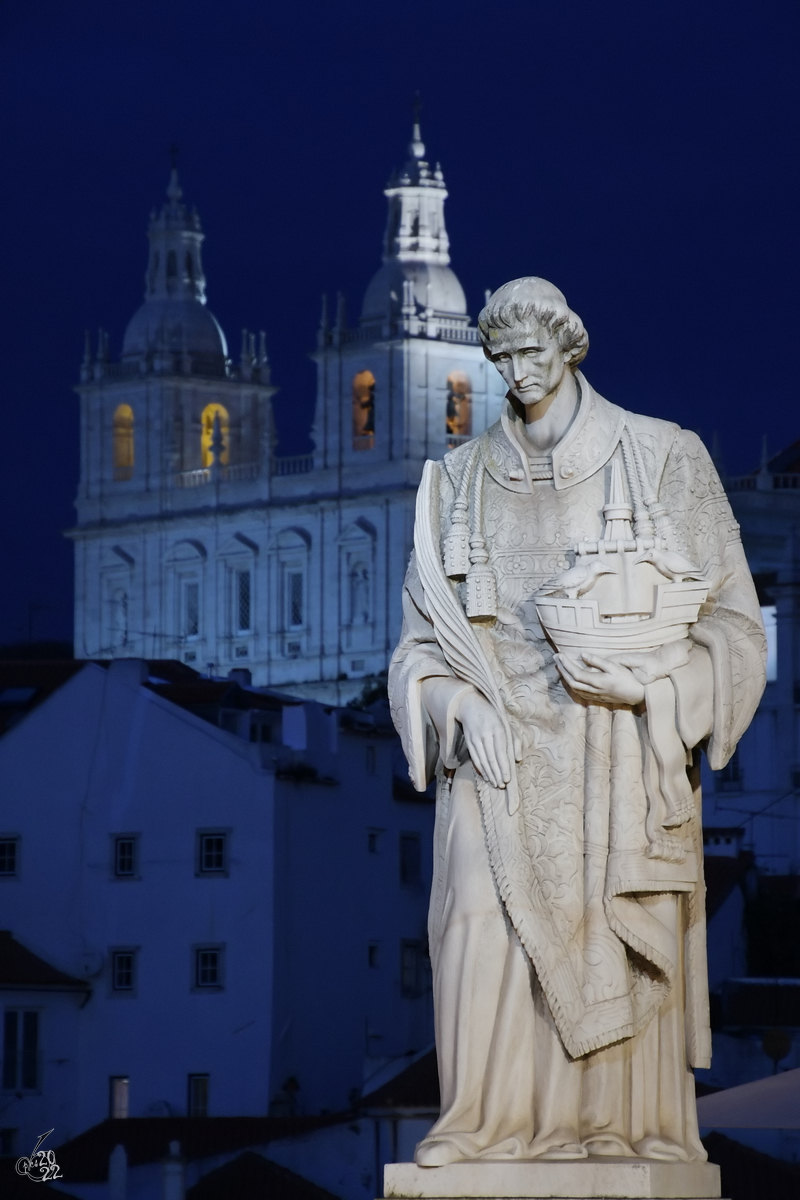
[478, 277, 588, 367]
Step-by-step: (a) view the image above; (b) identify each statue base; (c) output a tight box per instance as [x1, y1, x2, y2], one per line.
[384, 1158, 721, 1199]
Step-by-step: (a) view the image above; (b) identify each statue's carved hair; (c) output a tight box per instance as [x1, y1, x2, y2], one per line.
[478, 277, 589, 367]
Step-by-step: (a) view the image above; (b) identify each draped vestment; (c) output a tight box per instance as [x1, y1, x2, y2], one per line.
[389, 376, 766, 1163]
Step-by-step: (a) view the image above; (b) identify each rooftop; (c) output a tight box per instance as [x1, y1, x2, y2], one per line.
[54, 1115, 347, 1181]
[0, 931, 89, 994]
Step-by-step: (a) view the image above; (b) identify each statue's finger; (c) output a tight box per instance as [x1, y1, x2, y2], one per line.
[492, 731, 511, 783]
[483, 739, 504, 788]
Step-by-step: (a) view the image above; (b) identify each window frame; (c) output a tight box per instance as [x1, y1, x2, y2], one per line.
[188, 1073, 210, 1117]
[235, 567, 252, 635]
[196, 829, 230, 878]
[112, 834, 139, 880]
[112, 402, 135, 480]
[445, 370, 473, 444]
[367, 828, 382, 854]
[285, 567, 305, 631]
[0, 836, 19, 878]
[351, 369, 376, 451]
[2, 1008, 41, 1093]
[109, 1075, 129, 1119]
[400, 939, 427, 998]
[182, 577, 201, 641]
[192, 945, 225, 991]
[110, 948, 138, 996]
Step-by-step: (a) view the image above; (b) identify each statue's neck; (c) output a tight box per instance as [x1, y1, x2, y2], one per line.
[522, 372, 579, 454]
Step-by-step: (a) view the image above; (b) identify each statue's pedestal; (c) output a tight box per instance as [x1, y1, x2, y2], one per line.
[384, 1159, 721, 1199]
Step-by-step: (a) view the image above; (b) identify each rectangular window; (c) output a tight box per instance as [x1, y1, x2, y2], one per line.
[0, 1128, 17, 1156]
[288, 571, 304, 628]
[368, 942, 379, 969]
[400, 940, 423, 997]
[0, 839, 18, 876]
[188, 1073, 209, 1117]
[2, 1010, 39, 1091]
[111, 951, 135, 991]
[194, 947, 224, 989]
[236, 570, 251, 633]
[399, 833, 422, 887]
[367, 830, 380, 854]
[366, 745, 376, 775]
[183, 580, 200, 639]
[113, 836, 137, 878]
[197, 832, 228, 875]
[109, 1075, 129, 1119]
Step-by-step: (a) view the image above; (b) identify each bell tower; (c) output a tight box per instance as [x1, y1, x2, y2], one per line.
[310, 117, 505, 487]
[71, 166, 276, 664]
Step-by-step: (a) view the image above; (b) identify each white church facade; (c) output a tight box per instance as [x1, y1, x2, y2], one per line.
[70, 123, 506, 698]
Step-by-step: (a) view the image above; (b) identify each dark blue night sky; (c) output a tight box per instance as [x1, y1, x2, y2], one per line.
[2, 0, 798, 644]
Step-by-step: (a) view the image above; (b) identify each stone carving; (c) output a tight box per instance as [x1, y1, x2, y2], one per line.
[389, 278, 766, 1170]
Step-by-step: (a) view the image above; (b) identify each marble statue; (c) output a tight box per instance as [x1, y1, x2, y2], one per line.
[388, 277, 766, 1169]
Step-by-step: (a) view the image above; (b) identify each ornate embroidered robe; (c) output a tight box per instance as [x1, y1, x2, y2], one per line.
[389, 374, 766, 1163]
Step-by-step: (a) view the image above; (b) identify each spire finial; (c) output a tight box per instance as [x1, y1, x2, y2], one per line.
[167, 144, 182, 204]
[409, 92, 425, 159]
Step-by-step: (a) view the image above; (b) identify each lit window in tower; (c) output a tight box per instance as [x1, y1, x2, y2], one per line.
[352, 370, 376, 450]
[113, 404, 135, 481]
[446, 371, 472, 445]
[200, 403, 230, 468]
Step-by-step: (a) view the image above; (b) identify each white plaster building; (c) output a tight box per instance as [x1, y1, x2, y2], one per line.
[0, 658, 434, 1159]
[70, 123, 506, 700]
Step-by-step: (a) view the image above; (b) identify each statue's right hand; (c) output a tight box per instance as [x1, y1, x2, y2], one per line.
[453, 691, 511, 789]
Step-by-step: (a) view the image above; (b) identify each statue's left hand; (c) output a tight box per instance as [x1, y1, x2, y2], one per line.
[555, 652, 646, 706]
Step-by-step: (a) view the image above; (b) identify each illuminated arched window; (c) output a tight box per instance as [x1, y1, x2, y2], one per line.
[352, 370, 375, 450]
[201, 403, 230, 468]
[446, 371, 472, 443]
[113, 404, 135, 480]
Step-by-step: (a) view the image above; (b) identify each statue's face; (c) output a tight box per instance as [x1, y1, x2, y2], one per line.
[488, 324, 569, 408]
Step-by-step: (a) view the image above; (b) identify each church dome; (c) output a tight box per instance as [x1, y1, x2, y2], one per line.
[362, 259, 467, 322]
[120, 166, 228, 365]
[122, 297, 228, 360]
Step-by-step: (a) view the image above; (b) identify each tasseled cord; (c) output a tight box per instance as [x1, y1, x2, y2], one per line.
[442, 445, 479, 579]
[465, 458, 497, 620]
[622, 422, 673, 544]
[441, 445, 497, 621]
